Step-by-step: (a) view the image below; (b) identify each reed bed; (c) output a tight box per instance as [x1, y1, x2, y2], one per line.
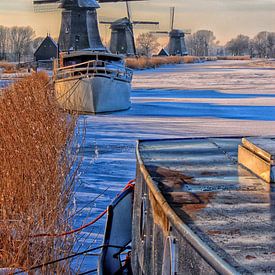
[0, 72, 80, 273]
[125, 56, 202, 69]
[217, 55, 251, 60]
[0, 62, 18, 74]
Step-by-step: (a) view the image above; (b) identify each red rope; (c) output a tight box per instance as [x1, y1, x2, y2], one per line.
[30, 179, 135, 238]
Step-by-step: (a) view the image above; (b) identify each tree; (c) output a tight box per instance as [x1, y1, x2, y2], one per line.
[136, 33, 160, 57]
[225, 34, 250, 56]
[186, 30, 216, 56]
[252, 31, 269, 58]
[0, 26, 9, 60]
[266, 32, 275, 58]
[9, 26, 35, 63]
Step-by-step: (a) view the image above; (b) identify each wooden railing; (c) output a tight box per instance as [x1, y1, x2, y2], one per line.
[54, 60, 133, 83]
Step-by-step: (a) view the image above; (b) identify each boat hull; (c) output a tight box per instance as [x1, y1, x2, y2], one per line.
[54, 75, 131, 113]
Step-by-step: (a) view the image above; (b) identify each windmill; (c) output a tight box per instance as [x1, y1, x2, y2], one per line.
[33, 0, 143, 52]
[100, 1, 159, 56]
[153, 7, 190, 56]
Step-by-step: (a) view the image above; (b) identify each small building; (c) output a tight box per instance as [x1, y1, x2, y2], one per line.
[34, 35, 58, 62]
[158, 48, 169, 56]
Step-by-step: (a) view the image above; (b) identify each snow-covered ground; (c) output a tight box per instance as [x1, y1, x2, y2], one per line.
[73, 60, 275, 272]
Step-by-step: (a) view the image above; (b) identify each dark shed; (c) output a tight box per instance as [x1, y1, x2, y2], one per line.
[158, 48, 169, 56]
[34, 35, 58, 62]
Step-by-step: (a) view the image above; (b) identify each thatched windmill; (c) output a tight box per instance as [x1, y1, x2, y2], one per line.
[33, 0, 142, 52]
[100, 1, 159, 55]
[153, 7, 190, 56]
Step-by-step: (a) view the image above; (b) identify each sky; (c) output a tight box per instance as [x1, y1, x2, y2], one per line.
[0, 0, 274, 45]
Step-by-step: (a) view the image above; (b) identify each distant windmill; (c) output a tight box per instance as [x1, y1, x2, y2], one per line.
[33, 0, 143, 52]
[100, 1, 159, 56]
[152, 7, 190, 56]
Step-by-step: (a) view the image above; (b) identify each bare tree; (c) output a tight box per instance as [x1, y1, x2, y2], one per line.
[186, 30, 216, 56]
[266, 32, 275, 58]
[136, 33, 160, 57]
[225, 34, 250, 56]
[0, 26, 9, 60]
[252, 31, 269, 58]
[9, 26, 35, 63]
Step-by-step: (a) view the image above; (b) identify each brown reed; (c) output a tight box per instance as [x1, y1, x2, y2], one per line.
[0, 62, 18, 74]
[125, 56, 204, 69]
[217, 55, 251, 61]
[0, 72, 79, 273]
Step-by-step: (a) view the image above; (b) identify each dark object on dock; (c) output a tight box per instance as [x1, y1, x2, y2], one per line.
[133, 137, 275, 274]
[98, 185, 134, 275]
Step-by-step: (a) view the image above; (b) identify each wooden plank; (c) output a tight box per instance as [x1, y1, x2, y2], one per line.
[242, 137, 275, 162]
[238, 145, 272, 183]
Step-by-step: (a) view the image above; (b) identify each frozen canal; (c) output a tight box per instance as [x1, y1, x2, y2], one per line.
[73, 60, 275, 272]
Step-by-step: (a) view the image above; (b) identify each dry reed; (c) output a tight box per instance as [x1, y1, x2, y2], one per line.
[0, 62, 18, 74]
[0, 72, 79, 273]
[125, 56, 202, 69]
[217, 55, 251, 61]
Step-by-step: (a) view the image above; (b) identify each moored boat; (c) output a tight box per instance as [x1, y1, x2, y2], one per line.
[133, 137, 275, 274]
[53, 51, 133, 114]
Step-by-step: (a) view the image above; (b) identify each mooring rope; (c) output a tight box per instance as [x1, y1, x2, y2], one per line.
[14, 244, 131, 274]
[29, 179, 135, 238]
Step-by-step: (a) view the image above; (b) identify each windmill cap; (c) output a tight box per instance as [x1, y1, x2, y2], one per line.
[61, 0, 100, 9]
[111, 17, 131, 29]
[169, 29, 185, 37]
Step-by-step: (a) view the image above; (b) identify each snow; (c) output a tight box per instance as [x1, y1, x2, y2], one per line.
[73, 60, 275, 272]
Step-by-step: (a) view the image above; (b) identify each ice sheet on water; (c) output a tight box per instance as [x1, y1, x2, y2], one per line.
[73, 60, 275, 272]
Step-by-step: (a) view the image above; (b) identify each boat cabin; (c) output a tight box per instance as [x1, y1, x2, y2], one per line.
[59, 51, 124, 68]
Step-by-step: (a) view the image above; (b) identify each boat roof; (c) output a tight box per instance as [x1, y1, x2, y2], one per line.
[137, 137, 275, 274]
[60, 50, 123, 61]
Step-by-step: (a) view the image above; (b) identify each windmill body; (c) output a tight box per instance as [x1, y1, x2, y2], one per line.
[58, 0, 105, 51]
[109, 17, 135, 55]
[168, 29, 188, 56]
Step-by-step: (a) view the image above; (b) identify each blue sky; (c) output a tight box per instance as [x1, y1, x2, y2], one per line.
[0, 0, 274, 44]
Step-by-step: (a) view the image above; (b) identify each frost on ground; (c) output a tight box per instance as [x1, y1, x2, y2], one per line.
[71, 60, 275, 271]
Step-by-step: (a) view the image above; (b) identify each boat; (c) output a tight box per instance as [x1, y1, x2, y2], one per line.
[98, 183, 134, 274]
[53, 51, 133, 114]
[132, 137, 275, 274]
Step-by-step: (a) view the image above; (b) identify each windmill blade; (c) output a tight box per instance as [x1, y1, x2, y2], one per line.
[170, 6, 175, 31]
[33, 0, 61, 12]
[99, 21, 113, 25]
[132, 21, 159, 25]
[150, 31, 169, 37]
[98, 0, 145, 2]
[132, 21, 159, 30]
[183, 29, 192, 35]
[33, 0, 60, 3]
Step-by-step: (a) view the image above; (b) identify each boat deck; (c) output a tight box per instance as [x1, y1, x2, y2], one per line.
[137, 137, 275, 274]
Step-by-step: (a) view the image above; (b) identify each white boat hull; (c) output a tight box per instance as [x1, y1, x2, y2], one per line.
[54, 75, 131, 113]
